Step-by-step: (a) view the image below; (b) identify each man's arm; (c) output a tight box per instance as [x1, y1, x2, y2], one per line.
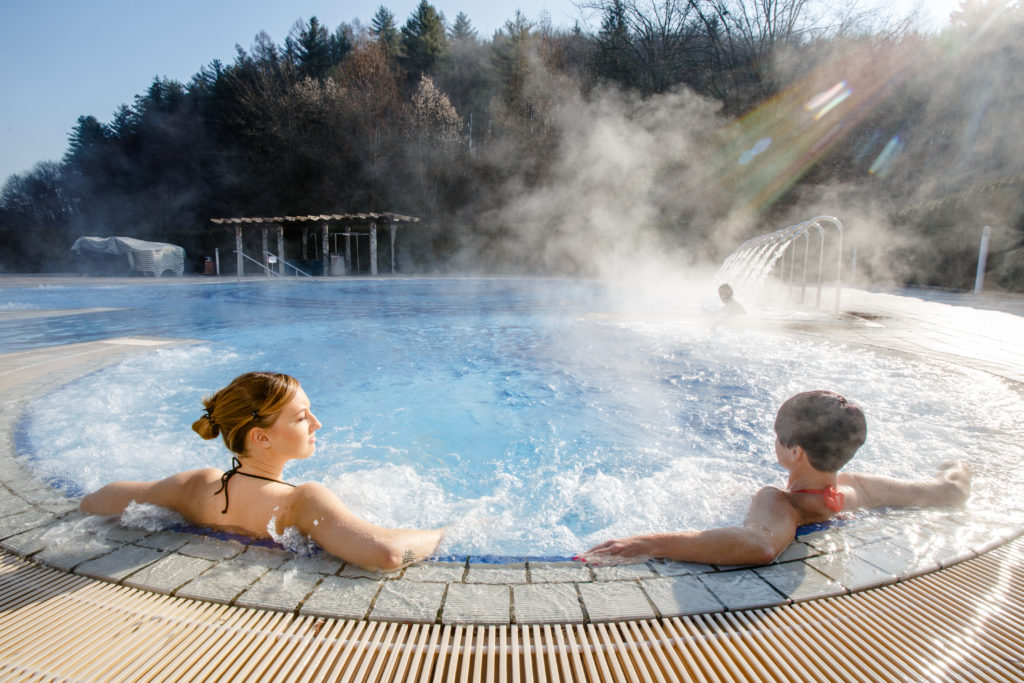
[839, 461, 970, 510]
[581, 487, 803, 566]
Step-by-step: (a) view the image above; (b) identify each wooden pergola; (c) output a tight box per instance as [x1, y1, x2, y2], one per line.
[210, 213, 421, 276]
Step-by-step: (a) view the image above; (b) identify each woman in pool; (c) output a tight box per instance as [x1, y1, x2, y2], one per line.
[80, 371, 445, 571]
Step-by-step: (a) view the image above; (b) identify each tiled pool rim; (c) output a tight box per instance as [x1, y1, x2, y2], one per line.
[1, 283, 1023, 625]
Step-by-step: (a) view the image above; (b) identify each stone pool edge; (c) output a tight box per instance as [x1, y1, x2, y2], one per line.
[1, 316, 1023, 625]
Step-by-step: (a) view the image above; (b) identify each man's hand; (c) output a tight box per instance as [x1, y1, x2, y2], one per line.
[576, 537, 654, 565]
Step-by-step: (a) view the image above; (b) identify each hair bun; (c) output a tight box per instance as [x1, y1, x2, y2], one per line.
[191, 414, 220, 440]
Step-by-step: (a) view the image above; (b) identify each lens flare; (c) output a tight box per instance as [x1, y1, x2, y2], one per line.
[738, 137, 773, 165]
[869, 135, 904, 177]
[805, 81, 853, 121]
[698, 41, 934, 215]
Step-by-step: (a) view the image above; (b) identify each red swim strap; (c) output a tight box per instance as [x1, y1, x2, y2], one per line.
[790, 485, 845, 513]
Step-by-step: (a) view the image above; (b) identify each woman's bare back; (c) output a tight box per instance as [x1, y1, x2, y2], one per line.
[172, 468, 301, 538]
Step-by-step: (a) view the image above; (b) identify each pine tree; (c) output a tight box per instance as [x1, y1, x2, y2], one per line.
[449, 12, 477, 43]
[371, 6, 401, 58]
[286, 17, 333, 79]
[595, 0, 635, 86]
[330, 23, 354, 63]
[64, 116, 110, 167]
[400, 0, 448, 77]
[491, 11, 535, 113]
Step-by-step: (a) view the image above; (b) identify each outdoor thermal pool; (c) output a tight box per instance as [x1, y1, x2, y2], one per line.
[6, 277, 1024, 564]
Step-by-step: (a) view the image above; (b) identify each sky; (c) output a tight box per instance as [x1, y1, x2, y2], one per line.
[1, 0, 960, 184]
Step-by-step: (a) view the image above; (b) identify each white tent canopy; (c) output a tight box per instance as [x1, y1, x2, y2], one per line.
[71, 236, 185, 277]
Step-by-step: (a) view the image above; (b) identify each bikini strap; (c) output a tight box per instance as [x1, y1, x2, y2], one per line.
[214, 456, 296, 515]
[214, 456, 243, 514]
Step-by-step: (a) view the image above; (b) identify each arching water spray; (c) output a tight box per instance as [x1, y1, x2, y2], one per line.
[717, 216, 845, 314]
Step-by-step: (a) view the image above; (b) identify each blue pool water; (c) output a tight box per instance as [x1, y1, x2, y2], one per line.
[7, 278, 1023, 558]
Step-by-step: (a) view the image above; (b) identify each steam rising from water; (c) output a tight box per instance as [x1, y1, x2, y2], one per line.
[441, 14, 1023, 292]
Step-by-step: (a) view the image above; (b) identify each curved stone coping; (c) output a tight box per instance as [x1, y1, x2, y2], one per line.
[2, 502, 1020, 625]
[2, 294, 1024, 624]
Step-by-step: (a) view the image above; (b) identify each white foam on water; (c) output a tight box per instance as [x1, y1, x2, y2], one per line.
[266, 515, 319, 555]
[22, 344, 248, 492]
[119, 501, 188, 531]
[38, 513, 122, 556]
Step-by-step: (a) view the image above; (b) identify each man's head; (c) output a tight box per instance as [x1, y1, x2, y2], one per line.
[774, 390, 867, 472]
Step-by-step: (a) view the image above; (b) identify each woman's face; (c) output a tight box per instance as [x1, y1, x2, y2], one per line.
[262, 386, 322, 460]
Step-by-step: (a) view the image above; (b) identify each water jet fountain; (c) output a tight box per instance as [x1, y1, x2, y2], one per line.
[718, 215, 845, 314]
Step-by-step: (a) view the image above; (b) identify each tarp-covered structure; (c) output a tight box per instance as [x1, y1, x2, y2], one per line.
[71, 236, 185, 277]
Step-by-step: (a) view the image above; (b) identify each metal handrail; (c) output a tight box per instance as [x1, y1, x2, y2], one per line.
[234, 250, 281, 279]
[233, 251, 315, 280]
[811, 215, 844, 314]
[775, 216, 844, 314]
[267, 252, 315, 279]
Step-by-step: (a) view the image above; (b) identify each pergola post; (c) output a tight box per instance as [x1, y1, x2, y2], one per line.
[235, 226, 243, 276]
[211, 213, 419, 278]
[276, 225, 285, 275]
[321, 222, 330, 276]
[369, 222, 378, 276]
[390, 221, 397, 274]
[344, 230, 352, 274]
[261, 227, 269, 275]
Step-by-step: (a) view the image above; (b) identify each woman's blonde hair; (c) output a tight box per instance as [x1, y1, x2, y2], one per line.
[191, 372, 300, 455]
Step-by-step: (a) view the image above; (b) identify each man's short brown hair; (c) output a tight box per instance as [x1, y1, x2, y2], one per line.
[774, 391, 867, 472]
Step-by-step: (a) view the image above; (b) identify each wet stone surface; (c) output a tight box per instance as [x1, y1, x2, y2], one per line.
[6, 464, 1020, 624]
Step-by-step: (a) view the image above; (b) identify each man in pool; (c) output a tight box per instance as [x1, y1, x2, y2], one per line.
[80, 372, 445, 572]
[717, 283, 746, 315]
[579, 390, 971, 566]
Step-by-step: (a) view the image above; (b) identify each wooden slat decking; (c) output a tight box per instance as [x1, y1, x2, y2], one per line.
[1, 536, 1021, 681]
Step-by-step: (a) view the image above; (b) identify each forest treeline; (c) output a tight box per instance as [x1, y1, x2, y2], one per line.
[2, 0, 1022, 288]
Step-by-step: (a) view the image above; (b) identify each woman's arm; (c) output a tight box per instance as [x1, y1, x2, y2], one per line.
[289, 482, 444, 572]
[838, 461, 970, 510]
[79, 469, 220, 517]
[581, 487, 803, 566]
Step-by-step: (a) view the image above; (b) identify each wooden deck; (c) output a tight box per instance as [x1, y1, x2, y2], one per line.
[1, 536, 1021, 681]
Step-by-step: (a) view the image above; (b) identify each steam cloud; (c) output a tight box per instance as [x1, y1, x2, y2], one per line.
[434, 11, 1024, 296]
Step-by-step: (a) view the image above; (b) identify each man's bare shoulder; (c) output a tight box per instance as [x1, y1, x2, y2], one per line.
[748, 485, 802, 517]
[752, 485, 825, 528]
[753, 485, 790, 501]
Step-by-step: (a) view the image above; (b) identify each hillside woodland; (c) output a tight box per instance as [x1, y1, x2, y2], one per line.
[2, 0, 1022, 289]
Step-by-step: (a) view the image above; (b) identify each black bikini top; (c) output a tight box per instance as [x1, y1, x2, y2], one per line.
[215, 456, 295, 514]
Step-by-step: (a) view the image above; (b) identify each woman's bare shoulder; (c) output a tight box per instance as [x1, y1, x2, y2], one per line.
[174, 467, 223, 485]
[282, 482, 354, 532]
[288, 481, 344, 506]
[161, 468, 223, 498]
